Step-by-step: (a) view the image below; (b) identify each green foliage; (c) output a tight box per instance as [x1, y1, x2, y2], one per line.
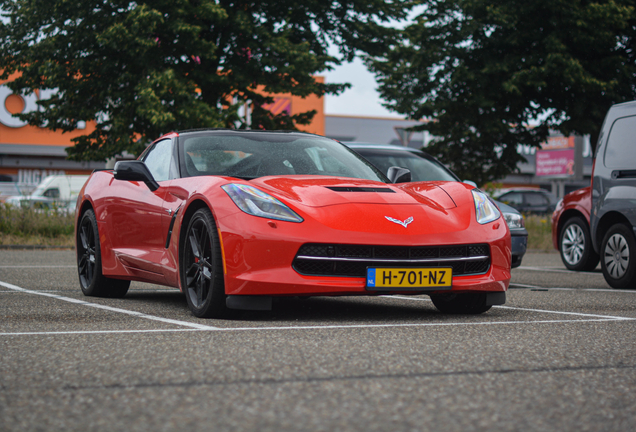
[0, 0, 411, 161]
[481, 182, 504, 198]
[525, 214, 554, 252]
[368, 0, 636, 185]
[0, 203, 74, 240]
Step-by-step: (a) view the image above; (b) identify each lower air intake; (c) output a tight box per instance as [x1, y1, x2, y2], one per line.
[292, 243, 491, 277]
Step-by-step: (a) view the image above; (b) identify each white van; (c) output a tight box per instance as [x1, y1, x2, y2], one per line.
[5, 175, 89, 210]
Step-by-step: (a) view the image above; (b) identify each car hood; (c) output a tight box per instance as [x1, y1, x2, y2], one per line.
[249, 176, 475, 234]
[252, 176, 466, 208]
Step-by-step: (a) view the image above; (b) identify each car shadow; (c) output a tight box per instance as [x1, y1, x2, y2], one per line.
[237, 296, 509, 323]
[246, 296, 444, 323]
[121, 290, 505, 323]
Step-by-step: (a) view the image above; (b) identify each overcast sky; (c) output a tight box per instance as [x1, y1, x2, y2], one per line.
[321, 6, 425, 119]
[323, 57, 397, 118]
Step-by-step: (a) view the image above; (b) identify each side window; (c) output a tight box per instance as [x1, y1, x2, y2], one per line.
[142, 139, 173, 182]
[500, 192, 523, 206]
[525, 193, 547, 206]
[43, 188, 60, 198]
[604, 115, 636, 169]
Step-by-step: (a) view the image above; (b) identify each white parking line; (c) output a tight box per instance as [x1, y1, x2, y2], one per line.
[0, 280, 219, 331]
[0, 329, 201, 336]
[222, 318, 631, 331]
[548, 287, 636, 293]
[387, 295, 632, 320]
[0, 290, 62, 293]
[517, 266, 600, 274]
[0, 318, 630, 337]
[1, 280, 635, 337]
[509, 282, 636, 293]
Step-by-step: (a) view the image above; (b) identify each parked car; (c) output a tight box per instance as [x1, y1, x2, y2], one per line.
[552, 100, 636, 288]
[551, 187, 598, 271]
[76, 129, 512, 318]
[345, 143, 527, 268]
[494, 188, 558, 214]
[589, 100, 636, 288]
[0, 181, 24, 203]
[6, 175, 89, 210]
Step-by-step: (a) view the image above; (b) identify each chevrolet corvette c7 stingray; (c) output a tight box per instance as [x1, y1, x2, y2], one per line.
[75, 129, 511, 318]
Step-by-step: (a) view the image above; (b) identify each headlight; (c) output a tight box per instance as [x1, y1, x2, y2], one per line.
[503, 212, 525, 229]
[221, 184, 303, 223]
[472, 190, 501, 224]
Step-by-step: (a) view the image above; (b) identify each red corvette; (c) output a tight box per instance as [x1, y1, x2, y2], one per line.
[75, 129, 511, 318]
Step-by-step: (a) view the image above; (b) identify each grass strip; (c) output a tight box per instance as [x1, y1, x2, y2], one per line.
[0, 203, 74, 247]
[0, 203, 556, 252]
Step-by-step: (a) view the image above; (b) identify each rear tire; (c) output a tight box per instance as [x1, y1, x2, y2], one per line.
[77, 210, 130, 298]
[180, 208, 230, 318]
[430, 292, 492, 314]
[559, 216, 599, 271]
[600, 223, 636, 289]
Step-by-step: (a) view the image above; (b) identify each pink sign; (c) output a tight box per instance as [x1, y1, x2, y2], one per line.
[536, 149, 575, 177]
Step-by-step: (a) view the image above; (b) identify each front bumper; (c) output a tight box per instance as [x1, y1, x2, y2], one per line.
[218, 211, 512, 297]
[510, 230, 528, 268]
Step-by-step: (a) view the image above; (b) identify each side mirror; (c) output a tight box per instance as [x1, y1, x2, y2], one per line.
[113, 161, 160, 192]
[463, 180, 477, 188]
[387, 166, 411, 183]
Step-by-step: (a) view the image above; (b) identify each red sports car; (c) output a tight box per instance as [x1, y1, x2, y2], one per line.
[75, 129, 511, 318]
[551, 187, 598, 271]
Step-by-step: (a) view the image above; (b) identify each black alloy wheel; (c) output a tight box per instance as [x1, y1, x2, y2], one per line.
[600, 223, 636, 289]
[559, 216, 599, 271]
[77, 210, 130, 298]
[430, 292, 492, 314]
[181, 208, 228, 318]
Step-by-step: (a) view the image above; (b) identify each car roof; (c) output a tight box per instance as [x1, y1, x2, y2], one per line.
[343, 142, 423, 153]
[177, 128, 312, 135]
[496, 188, 554, 196]
[155, 128, 324, 142]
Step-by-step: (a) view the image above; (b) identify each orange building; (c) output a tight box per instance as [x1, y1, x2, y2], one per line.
[261, 76, 325, 136]
[0, 78, 325, 187]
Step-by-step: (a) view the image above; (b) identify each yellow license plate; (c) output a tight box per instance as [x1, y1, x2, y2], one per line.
[366, 267, 452, 289]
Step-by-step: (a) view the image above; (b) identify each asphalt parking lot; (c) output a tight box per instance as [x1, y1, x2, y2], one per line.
[1, 249, 636, 431]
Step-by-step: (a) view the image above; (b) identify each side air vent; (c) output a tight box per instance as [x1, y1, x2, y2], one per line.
[325, 187, 395, 193]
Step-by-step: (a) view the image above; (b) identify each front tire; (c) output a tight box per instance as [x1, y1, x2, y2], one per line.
[430, 292, 492, 314]
[600, 223, 636, 289]
[77, 210, 130, 298]
[559, 216, 599, 271]
[180, 208, 229, 318]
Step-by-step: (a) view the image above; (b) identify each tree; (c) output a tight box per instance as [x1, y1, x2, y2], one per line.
[0, 0, 411, 161]
[368, 0, 636, 185]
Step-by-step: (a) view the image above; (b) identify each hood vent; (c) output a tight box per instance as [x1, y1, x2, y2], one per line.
[326, 186, 395, 193]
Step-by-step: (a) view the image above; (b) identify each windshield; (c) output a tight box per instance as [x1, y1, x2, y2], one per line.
[353, 148, 458, 182]
[180, 132, 388, 182]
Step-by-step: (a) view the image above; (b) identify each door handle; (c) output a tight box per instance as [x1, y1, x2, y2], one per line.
[611, 170, 636, 179]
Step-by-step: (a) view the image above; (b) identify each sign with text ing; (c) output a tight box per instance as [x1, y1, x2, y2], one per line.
[536, 150, 574, 177]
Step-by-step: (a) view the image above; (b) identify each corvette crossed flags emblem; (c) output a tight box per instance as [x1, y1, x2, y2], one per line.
[385, 216, 414, 228]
